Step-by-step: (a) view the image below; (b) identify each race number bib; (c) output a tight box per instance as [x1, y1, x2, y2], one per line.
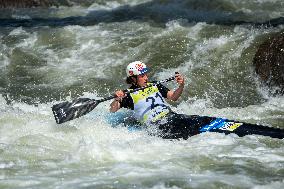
[130, 85, 170, 123]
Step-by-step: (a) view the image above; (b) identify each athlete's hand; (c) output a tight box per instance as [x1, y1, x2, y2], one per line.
[175, 72, 185, 86]
[114, 90, 125, 102]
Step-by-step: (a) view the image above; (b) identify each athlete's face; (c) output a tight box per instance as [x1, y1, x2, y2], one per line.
[136, 73, 148, 87]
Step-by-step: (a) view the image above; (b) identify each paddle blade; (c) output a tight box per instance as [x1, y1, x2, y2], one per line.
[52, 98, 99, 124]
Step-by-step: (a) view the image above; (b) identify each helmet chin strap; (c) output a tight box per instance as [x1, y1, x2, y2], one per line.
[135, 76, 140, 87]
[131, 75, 139, 87]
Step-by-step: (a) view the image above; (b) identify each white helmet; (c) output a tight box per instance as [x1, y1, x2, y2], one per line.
[126, 61, 148, 77]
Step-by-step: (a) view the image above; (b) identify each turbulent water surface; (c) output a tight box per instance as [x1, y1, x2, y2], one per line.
[0, 0, 284, 188]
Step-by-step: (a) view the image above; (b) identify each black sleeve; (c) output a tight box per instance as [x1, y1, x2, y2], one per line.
[120, 93, 134, 110]
[156, 84, 170, 98]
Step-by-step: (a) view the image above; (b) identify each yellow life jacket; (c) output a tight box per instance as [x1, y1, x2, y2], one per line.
[129, 84, 170, 124]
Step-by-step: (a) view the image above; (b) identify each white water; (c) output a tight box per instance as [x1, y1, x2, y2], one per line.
[0, 0, 284, 188]
[0, 91, 283, 188]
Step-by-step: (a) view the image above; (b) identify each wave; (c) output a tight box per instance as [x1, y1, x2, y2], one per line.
[0, 0, 283, 27]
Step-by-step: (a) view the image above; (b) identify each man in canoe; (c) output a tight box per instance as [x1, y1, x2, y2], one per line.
[109, 61, 284, 139]
[109, 60, 204, 139]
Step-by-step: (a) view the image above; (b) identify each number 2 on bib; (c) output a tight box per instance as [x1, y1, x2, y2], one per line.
[146, 93, 165, 109]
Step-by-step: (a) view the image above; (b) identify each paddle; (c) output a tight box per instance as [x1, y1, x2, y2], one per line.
[52, 75, 176, 124]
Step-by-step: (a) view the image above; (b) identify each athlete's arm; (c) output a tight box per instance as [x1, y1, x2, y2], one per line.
[110, 90, 125, 112]
[167, 73, 185, 101]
